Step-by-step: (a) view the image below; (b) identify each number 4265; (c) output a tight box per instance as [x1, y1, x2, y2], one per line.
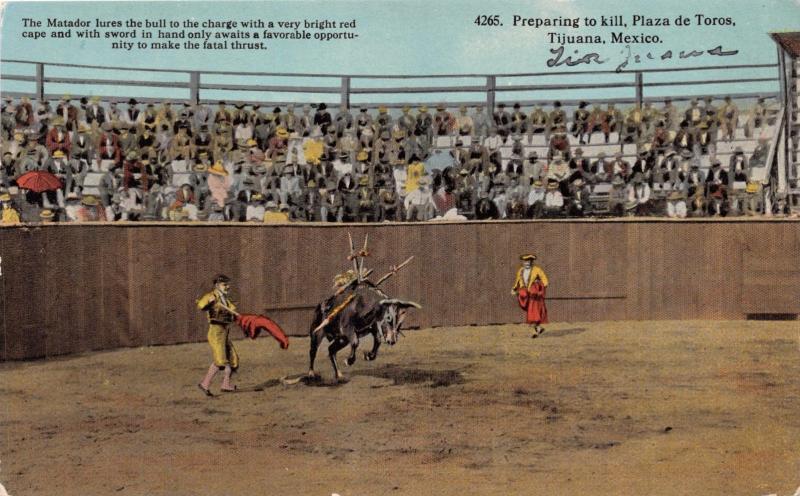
[474, 15, 502, 26]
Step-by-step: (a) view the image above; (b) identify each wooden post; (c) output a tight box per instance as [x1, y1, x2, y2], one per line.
[189, 71, 200, 105]
[340, 76, 351, 109]
[486, 76, 496, 112]
[36, 63, 45, 101]
[634, 72, 643, 107]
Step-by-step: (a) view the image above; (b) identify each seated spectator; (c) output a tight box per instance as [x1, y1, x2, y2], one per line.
[526, 179, 545, 218]
[0, 192, 21, 225]
[572, 101, 590, 144]
[404, 176, 436, 221]
[543, 180, 564, 217]
[76, 194, 107, 222]
[547, 125, 570, 161]
[263, 200, 289, 223]
[666, 189, 688, 219]
[607, 176, 627, 216]
[567, 177, 590, 217]
[626, 173, 652, 216]
[750, 136, 770, 169]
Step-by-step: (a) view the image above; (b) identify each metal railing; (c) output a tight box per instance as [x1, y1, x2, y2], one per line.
[0, 59, 781, 109]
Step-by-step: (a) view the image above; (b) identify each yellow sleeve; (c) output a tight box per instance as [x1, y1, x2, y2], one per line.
[512, 268, 523, 291]
[534, 266, 549, 287]
[196, 292, 215, 311]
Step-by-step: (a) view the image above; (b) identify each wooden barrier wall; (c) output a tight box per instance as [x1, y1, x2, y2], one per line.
[1, 220, 799, 360]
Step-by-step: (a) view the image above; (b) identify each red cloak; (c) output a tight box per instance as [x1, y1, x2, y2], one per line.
[236, 314, 290, 349]
[517, 281, 548, 325]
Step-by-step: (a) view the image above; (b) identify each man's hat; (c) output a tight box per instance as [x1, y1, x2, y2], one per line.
[0, 193, 11, 202]
[318, 103, 327, 111]
[81, 195, 99, 206]
[419, 105, 428, 112]
[193, 163, 209, 173]
[356, 149, 369, 162]
[275, 127, 289, 139]
[208, 162, 228, 176]
[39, 209, 55, 220]
[358, 175, 370, 186]
[546, 181, 559, 190]
[52, 150, 66, 159]
[520, 254, 537, 261]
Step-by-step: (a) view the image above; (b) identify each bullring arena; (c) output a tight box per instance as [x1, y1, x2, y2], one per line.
[1, 221, 800, 495]
[3, 32, 800, 495]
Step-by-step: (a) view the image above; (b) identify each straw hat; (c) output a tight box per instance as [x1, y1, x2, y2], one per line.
[275, 128, 289, 139]
[208, 162, 228, 176]
[39, 209, 55, 220]
[52, 150, 66, 159]
[81, 195, 99, 206]
[0, 193, 11, 202]
[520, 254, 537, 261]
[193, 163, 208, 173]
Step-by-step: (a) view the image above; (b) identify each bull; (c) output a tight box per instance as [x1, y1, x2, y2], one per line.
[307, 282, 421, 382]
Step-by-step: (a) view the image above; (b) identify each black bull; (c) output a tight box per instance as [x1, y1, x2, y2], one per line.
[308, 283, 421, 381]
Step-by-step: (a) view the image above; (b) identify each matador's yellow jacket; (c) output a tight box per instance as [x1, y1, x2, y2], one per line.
[512, 265, 549, 291]
[197, 290, 239, 369]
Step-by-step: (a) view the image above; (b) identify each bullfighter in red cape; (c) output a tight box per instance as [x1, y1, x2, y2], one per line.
[512, 254, 549, 338]
[196, 274, 289, 396]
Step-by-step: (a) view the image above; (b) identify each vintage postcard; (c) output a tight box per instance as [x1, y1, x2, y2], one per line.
[1, 0, 799, 494]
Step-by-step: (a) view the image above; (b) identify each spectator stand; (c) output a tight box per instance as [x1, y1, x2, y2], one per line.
[0, 56, 792, 222]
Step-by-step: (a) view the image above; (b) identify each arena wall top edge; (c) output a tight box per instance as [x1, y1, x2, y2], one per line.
[2, 218, 800, 229]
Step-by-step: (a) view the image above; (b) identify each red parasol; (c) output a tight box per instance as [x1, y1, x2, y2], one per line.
[16, 171, 63, 193]
[236, 314, 289, 349]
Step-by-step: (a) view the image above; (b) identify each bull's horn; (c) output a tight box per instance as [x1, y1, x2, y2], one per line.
[400, 300, 422, 309]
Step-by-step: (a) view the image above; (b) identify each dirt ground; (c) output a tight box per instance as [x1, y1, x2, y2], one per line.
[1, 320, 799, 496]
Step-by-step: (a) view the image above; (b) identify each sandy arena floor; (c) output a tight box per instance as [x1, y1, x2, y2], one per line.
[1, 320, 799, 496]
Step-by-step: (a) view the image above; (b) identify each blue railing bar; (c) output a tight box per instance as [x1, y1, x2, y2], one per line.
[199, 83, 341, 93]
[0, 59, 780, 79]
[43, 76, 188, 88]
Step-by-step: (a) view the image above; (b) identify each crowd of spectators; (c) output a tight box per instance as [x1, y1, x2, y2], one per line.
[0, 94, 780, 224]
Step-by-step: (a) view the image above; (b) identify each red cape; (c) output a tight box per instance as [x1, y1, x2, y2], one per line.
[236, 314, 290, 349]
[517, 282, 548, 325]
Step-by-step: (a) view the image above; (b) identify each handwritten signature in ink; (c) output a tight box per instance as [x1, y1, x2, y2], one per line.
[546, 45, 739, 72]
